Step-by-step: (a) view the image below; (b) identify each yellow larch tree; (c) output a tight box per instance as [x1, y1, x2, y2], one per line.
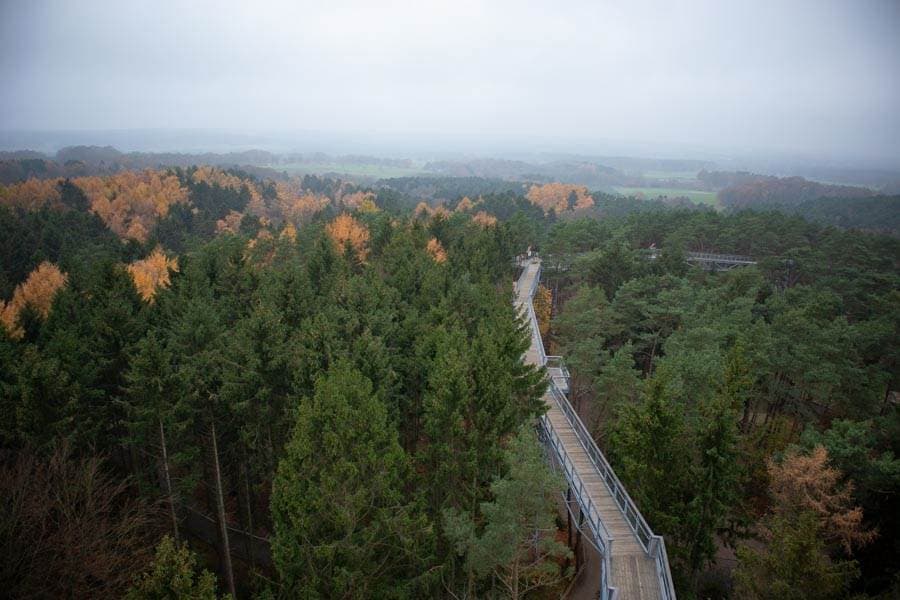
[127, 248, 179, 304]
[768, 445, 876, 554]
[216, 210, 244, 235]
[280, 221, 297, 242]
[326, 214, 370, 262]
[533, 284, 553, 338]
[191, 166, 246, 192]
[277, 183, 328, 225]
[357, 197, 379, 213]
[341, 191, 378, 212]
[0, 262, 68, 339]
[471, 211, 498, 227]
[74, 170, 189, 242]
[426, 237, 447, 263]
[526, 183, 594, 214]
[0, 178, 63, 211]
[455, 196, 475, 212]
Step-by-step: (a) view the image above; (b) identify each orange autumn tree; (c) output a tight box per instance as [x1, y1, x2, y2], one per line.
[426, 238, 447, 263]
[326, 214, 370, 262]
[526, 183, 594, 214]
[75, 171, 188, 242]
[471, 211, 498, 227]
[0, 262, 68, 339]
[215, 210, 244, 235]
[127, 248, 179, 303]
[0, 178, 63, 211]
[455, 196, 475, 212]
[413, 202, 431, 219]
[191, 166, 246, 192]
[277, 183, 328, 226]
[533, 284, 552, 338]
[768, 445, 876, 553]
[280, 221, 297, 242]
[341, 191, 378, 213]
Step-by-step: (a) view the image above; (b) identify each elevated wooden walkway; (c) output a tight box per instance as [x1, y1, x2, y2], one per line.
[515, 258, 675, 600]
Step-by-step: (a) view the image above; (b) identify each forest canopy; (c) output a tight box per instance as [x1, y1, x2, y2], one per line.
[1, 164, 898, 599]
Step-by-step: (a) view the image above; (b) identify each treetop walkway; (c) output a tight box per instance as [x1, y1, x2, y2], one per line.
[515, 257, 676, 600]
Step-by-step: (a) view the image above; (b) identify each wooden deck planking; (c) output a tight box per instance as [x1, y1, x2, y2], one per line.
[516, 259, 663, 599]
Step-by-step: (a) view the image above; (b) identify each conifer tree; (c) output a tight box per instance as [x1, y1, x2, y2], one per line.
[271, 363, 426, 598]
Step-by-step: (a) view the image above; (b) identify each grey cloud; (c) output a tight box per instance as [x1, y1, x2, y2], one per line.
[1, 0, 898, 165]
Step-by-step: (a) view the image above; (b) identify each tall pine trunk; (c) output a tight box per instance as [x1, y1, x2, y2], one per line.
[240, 458, 256, 569]
[210, 420, 236, 598]
[159, 419, 179, 539]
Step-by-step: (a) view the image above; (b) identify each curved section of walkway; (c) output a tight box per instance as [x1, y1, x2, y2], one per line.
[515, 257, 676, 600]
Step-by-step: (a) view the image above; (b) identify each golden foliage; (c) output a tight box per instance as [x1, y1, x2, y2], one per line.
[413, 202, 431, 219]
[768, 446, 876, 553]
[455, 196, 475, 212]
[1, 262, 67, 339]
[245, 187, 268, 221]
[357, 197, 379, 213]
[471, 211, 498, 227]
[0, 178, 63, 211]
[426, 237, 447, 263]
[74, 171, 188, 242]
[191, 166, 246, 192]
[277, 183, 328, 225]
[533, 284, 552, 338]
[126, 248, 179, 303]
[216, 210, 244, 235]
[280, 221, 297, 242]
[341, 191, 378, 212]
[326, 213, 370, 262]
[526, 183, 594, 213]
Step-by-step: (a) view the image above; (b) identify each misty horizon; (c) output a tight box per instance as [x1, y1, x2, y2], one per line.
[2, 0, 899, 168]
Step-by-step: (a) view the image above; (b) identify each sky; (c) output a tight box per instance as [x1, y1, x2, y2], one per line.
[1, 0, 898, 164]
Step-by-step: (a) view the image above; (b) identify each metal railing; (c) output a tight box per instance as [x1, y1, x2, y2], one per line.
[686, 251, 756, 265]
[538, 411, 618, 600]
[546, 384, 676, 598]
[519, 256, 676, 600]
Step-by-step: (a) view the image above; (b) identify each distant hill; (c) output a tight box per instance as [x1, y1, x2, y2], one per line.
[701, 171, 874, 210]
[0, 146, 287, 184]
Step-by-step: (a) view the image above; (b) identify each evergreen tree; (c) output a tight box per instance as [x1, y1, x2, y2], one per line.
[126, 535, 221, 600]
[443, 426, 571, 599]
[271, 363, 427, 598]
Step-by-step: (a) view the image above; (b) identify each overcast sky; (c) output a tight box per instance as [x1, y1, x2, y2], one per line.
[1, 0, 898, 163]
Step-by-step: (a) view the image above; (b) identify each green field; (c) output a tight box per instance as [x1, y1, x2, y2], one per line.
[638, 170, 702, 181]
[614, 186, 719, 207]
[267, 162, 427, 179]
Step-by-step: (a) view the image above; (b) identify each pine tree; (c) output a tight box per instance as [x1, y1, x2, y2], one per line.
[125, 535, 220, 600]
[271, 363, 426, 598]
[443, 426, 572, 598]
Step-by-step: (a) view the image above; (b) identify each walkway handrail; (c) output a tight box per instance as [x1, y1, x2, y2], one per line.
[686, 251, 755, 264]
[521, 256, 676, 600]
[547, 384, 675, 599]
[539, 411, 618, 600]
[525, 302, 547, 365]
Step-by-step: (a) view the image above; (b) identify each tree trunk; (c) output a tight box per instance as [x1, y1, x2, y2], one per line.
[210, 420, 236, 598]
[159, 419, 179, 539]
[240, 459, 256, 569]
